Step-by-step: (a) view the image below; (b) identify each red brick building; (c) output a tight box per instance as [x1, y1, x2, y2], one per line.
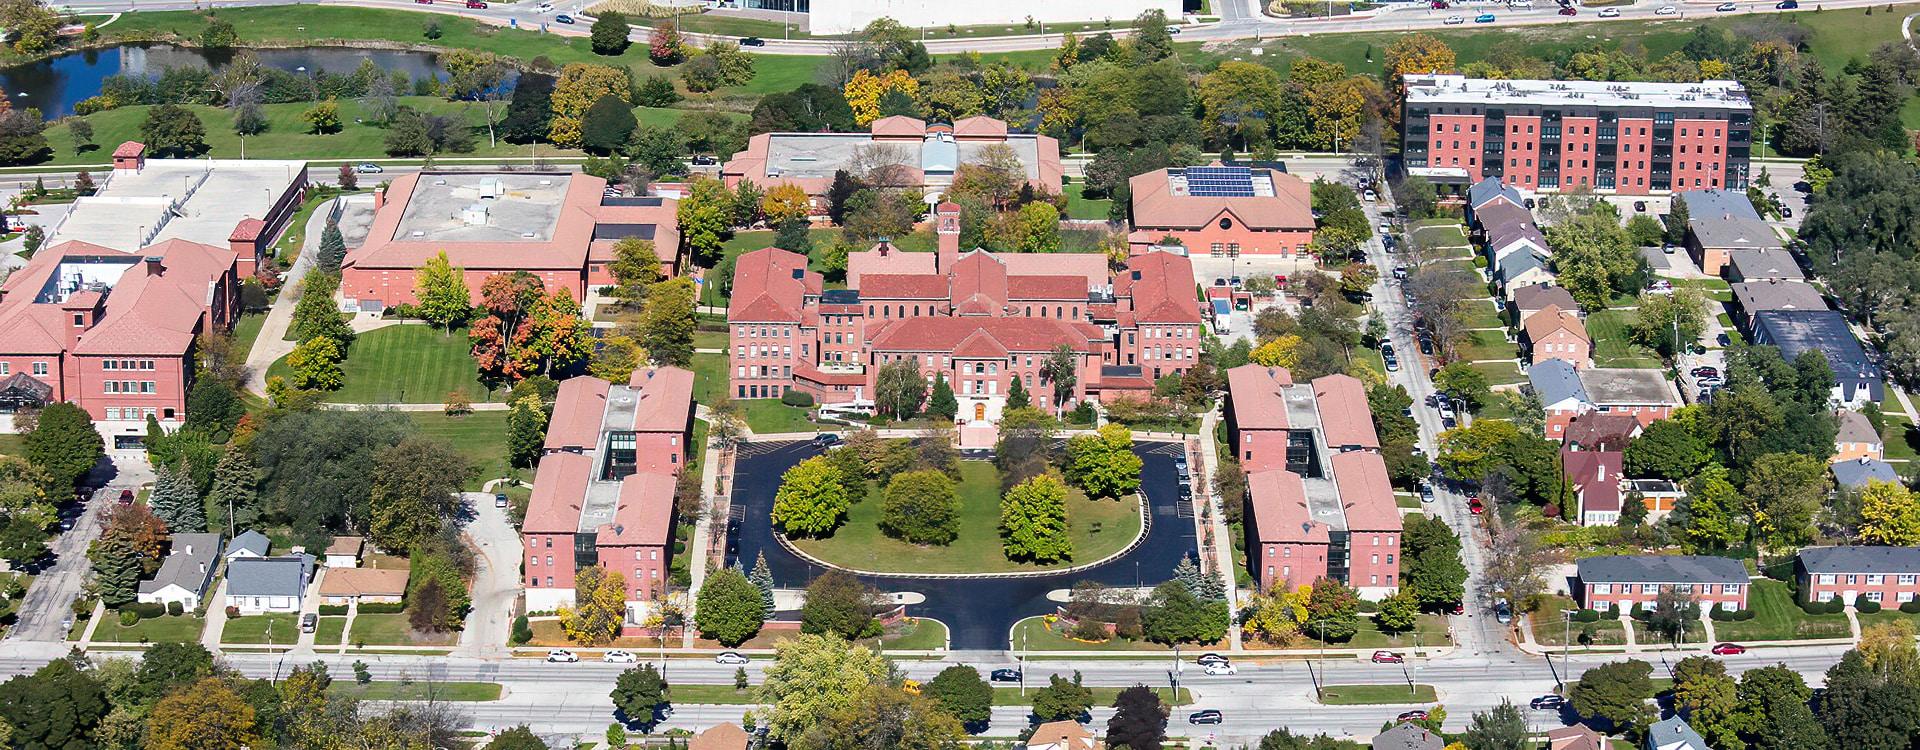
[523, 367, 695, 622]
[1126, 165, 1315, 257]
[1798, 546, 1920, 607]
[1575, 555, 1750, 612]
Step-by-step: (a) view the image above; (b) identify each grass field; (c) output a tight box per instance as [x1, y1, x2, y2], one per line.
[1307, 614, 1451, 650]
[1882, 414, 1919, 462]
[1317, 684, 1437, 705]
[329, 680, 501, 701]
[792, 461, 1141, 574]
[231, 313, 268, 359]
[349, 613, 459, 646]
[1066, 183, 1114, 221]
[1712, 579, 1852, 642]
[270, 324, 499, 404]
[407, 410, 512, 490]
[1630, 619, 1707, 646]
[93, 614, 205, 643]
[992, 686, 1192, 707]
[1458, 300, 1505, 330]
[1529, 595, 1628, 647]
[1468, 360, 1527, 386]
[1585, 310, 1663, 369]
[316, 615, 348, 645]
[222, 613, 300, 645]
[1458, 328, 1518, 363]
[1009, 616, 1195, 652]
[1859, 609, 1920, 632]
[689, 351, 817, 432]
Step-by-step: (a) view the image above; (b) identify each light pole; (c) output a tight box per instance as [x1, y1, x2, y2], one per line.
[1558, 608, 1576, 690]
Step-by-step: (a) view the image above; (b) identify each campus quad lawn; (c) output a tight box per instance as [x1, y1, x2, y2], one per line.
[230, 313, 268, 360]
[1066, 183, 1113, 220]
[93, 614, 205, 643]
[1317, 684, 1438, 705]
[270, 324, 499, 404]
[349, 613, 458, 646]
[1584, 310, 1664, 369]
[698, 229, 939, 308]
[222, 613, 301, 645]
[792, 461, 1141, 574]
[1712, 579, 1852, 642]
[407, 410, 511, 490]
[689, 352, 815, 433]
[329, 681, 502, 701]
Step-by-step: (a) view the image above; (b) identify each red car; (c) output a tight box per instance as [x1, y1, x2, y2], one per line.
[1449, 602, 1466, 615]
[1429, 0, 1448, 7]
[1468, 497, 1485, 515]
[1558, 6, 1576, 13]
[1397, 710, 1429, 722]
[1371, 650, 1405, 664]
[1711, 643, 1747, 655]
[117, 489, 134, 505]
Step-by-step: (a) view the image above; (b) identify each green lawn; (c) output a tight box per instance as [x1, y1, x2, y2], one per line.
[689, 351, 816, 432]
[1630, 619, 1707, 646]
[1712, 579, 1852, 642]
[879, 618, 947, 650]
[1585, 310, 1663, 369]
[1459, 300, 1505, 330]
[1882, 414, 1919, 462]
[1318, 684, 1437, 705]
[793, 461, 1140, 574]
[93, 614, 205, 643]
[1305, 614, 1451, 650]
[1529, 595, 1628, 648]
[329, 680, 501, 701]
[1469, 361, 1527, 386]
[1411, 222, 1468, 249]
[1458, 329, 1518, 363]
[315, 615, 348, 646]
[1859, 609, 1920, 631]
[221, 613, 301, 645]
[1066, 183, 1114, 220]
[270, 324, 499, 404]
[407, 410, 512, 490]
[693, 329, 729, 351]
[349, 613, 458, 646]
[230, 313, 268, 359]
[636, 11, 1132, 41]
[273, 190, 363, 263]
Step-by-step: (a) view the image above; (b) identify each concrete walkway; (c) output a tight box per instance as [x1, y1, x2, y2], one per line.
[1619, 614, 1640, 652]
[243, 196, 335, 396]
[199, 579, 230, 651]
[457, 491, 523, 659]
[1197, 410, 1243, 651]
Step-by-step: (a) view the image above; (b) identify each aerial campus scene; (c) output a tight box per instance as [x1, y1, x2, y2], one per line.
[0, 0, 1912, 747]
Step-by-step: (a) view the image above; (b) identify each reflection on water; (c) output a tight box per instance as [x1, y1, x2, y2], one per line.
[0, 44, 458, 118]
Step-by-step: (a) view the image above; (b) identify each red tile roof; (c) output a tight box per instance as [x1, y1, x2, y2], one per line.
[1121, 250, 1202, 324]
[729, 247, 818, 323]
[597, 471, 675, 546]
[112, 141, 144, 158]
[952, 116, 1009, 138]
[1249, 470, 1329, 544]
[544, 376, 611, 451]
[0, 239, 239, 358]
[1329, 451, 1401, 532]
[1226, 364, 1293, 431]
[628, 365, 694, 433]
[950, 252, 1008, 314]
[1128, 168, 1314, 231]
[1563, 449, 1623, 513]
[862, 273, 948, 300]
[344, 172, 622, 272]
[228, 218, 266, 243]
[870, 115, 927, 137]
[1008, 275, 1088, 300]
[1312, 374, 1379, 450]
[869, 317, 1095, 354]
[524, 452, 593, 534]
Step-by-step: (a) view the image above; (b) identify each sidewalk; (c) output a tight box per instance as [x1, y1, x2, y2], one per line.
[242, 196, 332, 396]
[1196, 411, 1243, 651]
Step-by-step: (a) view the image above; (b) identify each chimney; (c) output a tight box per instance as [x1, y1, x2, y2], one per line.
[144, 256, 164, 276]
[374, 185, 387, 210]
[876, 238, 892, 256]
[935, 202, 961, 272]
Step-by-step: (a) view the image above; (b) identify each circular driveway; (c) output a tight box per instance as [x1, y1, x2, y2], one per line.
[726, 441, 1200, 651]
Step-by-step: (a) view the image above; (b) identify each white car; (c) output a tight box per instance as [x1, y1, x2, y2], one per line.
[546, 649, 578, 663]
[1203, 663, 1238, 676]
[536, 1, 553, 10]
[1655, 4, 1678, 13]
[1598, 6, 1619, 15]
[715, 651, 750, 665]
[603, 650, 638, 663]
[1442, 14, 1465, 22]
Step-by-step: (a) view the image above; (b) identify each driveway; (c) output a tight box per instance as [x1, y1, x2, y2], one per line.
[727, 442, 1197, 650]
[7, 452, 153, 643]
[242, 195, 337, 396]
[459, 491, 523, 657]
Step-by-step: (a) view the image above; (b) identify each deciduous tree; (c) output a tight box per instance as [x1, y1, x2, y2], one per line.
[755, 633, 890, 743]
[413, 251, 472, 330]
[875, 359, 927, 420]
[794, 683, 963, 750]
[25, 402, 102, 494]
[559, 565, 627, 646]
[1001, 474, 1071, 563]
[1065, 423, 1142, 500]
[694, 566, 765, 647]
[367, 437, 471, 553]
[773, 457, 850, 538]
[880, 469, 959, 545]
[638, 277, 697, 367]
[610, 663, 668, 725]
[145, 677, 259, 750]
[924, 665, 993, 729]
[1031, 673, 1095, 722]
[799, 570, 881, 639]
[1569, 659, 1654, 738]
[1106, 686, 1169, 750]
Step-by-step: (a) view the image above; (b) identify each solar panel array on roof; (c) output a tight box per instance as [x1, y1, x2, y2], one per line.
[1184, 165, 1255, 197]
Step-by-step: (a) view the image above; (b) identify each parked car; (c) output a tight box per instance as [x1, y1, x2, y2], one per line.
[740, 36, 766, 46]
[1188, 710, 1225, 725]
[1711, 642, 1748, 655]
[1196, 653, 1230, 667]
[1384, 354, 1400, 372]
[1775, 0, 1797, 7]
[1598, 6, 1619, 15]
[1468, 496, 1485, 515]
[494, 492, 509, 509]
[990, 668, 1023, 682]
[1715, 2, 1736, 10]
[1473, 12, 1496, 22]
[1371, 650, 1405, 664]
[1397, 710, 1429, 722]
[1363, 189, 1378, 202]
[1443, 14, 1465, 23]
[1449, 602, 1465, 615]
[1418, 480, 1435, 503]
[301, 613, 318, 633]
[691, 154, 718, 166]
[554, 14, 575, 23]
[536, 1, 552, 9]
[1530, 694, 1564, 710]
[1557, 7, 1575, 14]
[715, 651, 750, 665]
[604, 650, 639, 663]
[353, 163, 383, 174]
[464, 0, 487, 7]
[1494, 601, 1513, 624]
[812, 433, 844, 448]
[1429, 0, 1448, 7]
[1203, 663, 1238, 676]
[1691, 366, 1720, 378]
[1780, 206, 1793, 218]
[1655, 4, 1678, 12]
[546, 649, 579, 663]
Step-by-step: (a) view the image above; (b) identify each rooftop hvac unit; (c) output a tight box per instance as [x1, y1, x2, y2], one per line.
[461, 203, 490, 226]
[478, 178, 503, 199]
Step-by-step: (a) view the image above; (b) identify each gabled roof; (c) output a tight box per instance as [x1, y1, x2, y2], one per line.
[628, 366, 695, 433]
[226, 554, 313, 597]
[1373, 723, 1445, 750]
[1565, 413, 1640, 452]
[1468, 178, 1524, 210]
[1575, 554, 1748, 585]
[690, 724, 751, 750]
[1120, 251, 1202, 325]
[0, 239, 239, 358]
[597, 471, 675, 546]
[1562, 448, 1623, 513]
[1546, 725, 1606, 750]
[1524, 304, 1587, 343]
[868, 317, 1096, 355]
[1832, 457, 1899, 488]
[113, 141, 145, 158]
[1726, 248, 1804, 280]
[1312, 374, 1379, 450]
[952, 116, 1009, 138]
[1647, 716, 1712, 750]
[525, 452, 594, 533]
[319, 567, 409, 597]
[1329, 451, 1401, 532]
[1226, 364, 1293, 430]
[546, 376, 612, 451]
[1248, 470, 1328, 544]
[138, 533, 222, 596]
[1683, 190, 1781, 251]
[228, 530, 270, 557]
[1529, 359, 1588, 406]
[1513, 284, 1578, 314]
[325, 536, 364, 557]
[870, 115, 927, 138]
[1800, 546, 1920, 576]
[1836, 409, 1879, 446]
[1496, 251, 1550, 285]
[862, 273, 949, 300]
[728, 247, 819, 323]
[1730, 280, 1825, 316]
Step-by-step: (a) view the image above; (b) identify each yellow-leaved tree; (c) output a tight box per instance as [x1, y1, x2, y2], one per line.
[1249, 334, 1305, 369]
[761, 183, 813, 225]
[559, 565, 628, 646]
[1859, 479, 1920, 546]
[843, 69, 919, 127]
[549, 63, 632, 149]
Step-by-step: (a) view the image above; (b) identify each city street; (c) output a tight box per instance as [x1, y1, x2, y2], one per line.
[5, 452, 152, 644]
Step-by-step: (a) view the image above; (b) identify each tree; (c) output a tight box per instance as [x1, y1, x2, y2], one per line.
[926, 374, 959, 421]
[505, 396, 548, 469]
[1041, 345, 1078, 414]
[1671, 656, 1742, 750]
[610, 663, 668, 725]
[924, 665, 993, 729]
[149, 463, 205, 533]
[1303, 577, 1360, 641]
[1820, 647, 1920, 750]
[1007, 377, 1031, 411]
[1197, 61, 1284, 150]
[1547, 213, 1643, 310]
[1001, 474, 1071, 563]
[145, 677, 259, 750]
[414, 251, 472, 330]
[638, 276, 697, 367]
[1742, 452, 1826, 554]
[874, 359, 927, 420]
[559, 565, 627, 646]
[286, 335, 344, 391]
[1461, 700, 1527, 750]
[315, 220, 347, 274]
[1403, 514, 1467, 608]
[409, 577, 454, 634]
[1142, 580, 1229, 645]
[1631, 287, 1711, 358]
[880, 469, 959, 545]
[1859, 479, 1920, 546]
[493, 727, 551, 750]
[1733, 664, 1828, 750]
[1569, 659, 1654, 737]
[1432, 362, 1491, 411]
[1106, 686, 1169, 750]
[502, 73, 557, 143]
[0, 660, 107, 750]
[695, 566, 765, 647]
[676, 177, 734, 266]
[750, 551, 776, 618]
[795, 683, 964, 750]
[302, 99, 342, 134]
[23, 402, 101, 496]
[67, 119, 93, 153]
[773, 456, 850, 538]
[580, 94, 637, 155]
[1434, 418, 1521, 483]
[367, 437, 471, 553]
[994, 202, 1062, 253]
[89, 533, 142, 607]
[1031, 673, 1095, 722]
[1376, 590, 1420, 634]
[1065, 423, 1142, 500]
[1623, 418, 1708, 480]
[139, 104, 208, 157]
[607, 237, 662, 309]
[590, 10, 631, 55]
[647, 24, 685, 65]
[1646, 586, 1698, 646]
[799, 570, 880, 639]
[755, 633, 890, 743]
[548, 62, 632, 149]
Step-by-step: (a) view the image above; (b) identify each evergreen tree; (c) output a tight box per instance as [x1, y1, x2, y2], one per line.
[89, 535, 141, 607]
[205, 445, 257, 536]
[149, 464, 205, 532]
[927, 374, 958, 421]
[1006, 376, 1030, 410]
[315, 221, 346, 274]
[500, 73, 556, 143]
[773, 218, 813, 256]
[749, 551, 776, 618]
[1173, 556, 1205, 597]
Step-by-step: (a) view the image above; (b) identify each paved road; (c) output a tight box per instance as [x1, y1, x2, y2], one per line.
[6, 452, 153, 643]
[728, 440, 1198, 650]
[458, 491, 524, 658]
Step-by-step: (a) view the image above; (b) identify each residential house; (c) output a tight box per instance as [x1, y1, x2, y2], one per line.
[1466, 177, 1525, 216]
[1513, 284, 1579, 322]
[1563, 413, 1641, 452]
[225, 554, 314, 614]
[1477, 201, 1551, 266]
[1545, 725, 1607, 750]
[1725, 247, 1804, 282]
[689, 724, 751, 750]
[318, 567, 410, 606]
[1798, 546, 1920, 607]
[1729, 279, 1826, 332]
[1622, 479, 1686, 522]
[225, 530, 269, 560]
[1680, 189, 1785, 276]
[1833, 410, 1883, 463]
[1647, 716, 1713, 750]
[1562, 449, 1625, 526]
[1127, 164, 1316, 256]
[1832, 456, 1900, 489]
[1372, 723, 1445, 750]
[1575, 554, 1750, 611]
[324, 536, 364, 569]
[1523, 305, 1591, 369]
[1496, 251, 1555, 299]
[1751, 309, 1883, 406]
[1026, 721, 1103, 750]
[136, 533, 223, 610]
[1530, 359, 1682, 440]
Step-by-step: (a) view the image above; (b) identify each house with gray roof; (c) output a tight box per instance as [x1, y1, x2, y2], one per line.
[1496, 251, 1554, 297]
[224, 553, 314, 614]
[1834, 409, 1883, 462]
[1478, 202, 1552, 266]
[136, 533, 223, 610]
[1799, 546, 1920, 607]
[1468, 177, 1525, 212]
[1576, 554, 1750, 611]
[1729, 279, 1826, 331]
[1647, 716, 1712, 750]
[1751, 309, 1882, 406]
[1679, 189, 1784, 276]
[1514, 284, 1579, 321]
[1373, 723, 1445, 750]
[1532, 359, 1682, 441]
[1726, 247, 1804, 282]
[1831, 456, 1899, 490]
[225, 530, 270, 560]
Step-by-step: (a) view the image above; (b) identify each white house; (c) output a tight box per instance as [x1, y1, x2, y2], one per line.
[325, 536, 364, 569]
[224, 554, 313, 614]
[136, 533, 223, 610]
[225, 529, 270, 560]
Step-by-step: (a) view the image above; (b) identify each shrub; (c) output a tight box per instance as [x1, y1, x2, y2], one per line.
[125, 602, 166, 619]
[1735, 608, 1756, 621]
[1629, 602, 1646, 621]
[781, 389, 815, 407]
[1901, 599, 1920, 614]
[1827, 597, 1848, 615]
[118, 609, 139, 626]
[225, 605, 240, 618]
[165, 601, 184, 617]
[1709, 606, 1732, 621]
[318, 604, 350, 616]
[1356, 598, 1380, 614]
[1855, 594, 1882, 614]
[1606, 603, 1620, 619]
[1574, 608, 1601, 623]
[511, 614, 533, 645]
[1069, 617, 1109, 642]
[357, 601, 407, 615]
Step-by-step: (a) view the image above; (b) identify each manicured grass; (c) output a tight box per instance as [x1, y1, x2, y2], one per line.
[45, 97, 541, 168]
[880, 618, 948, 651]
[1859, 609, 1920, 631]
[693, 329, 729, 351]
[1457, 329, 1518, 363]
[1396, 492, 1420, 510]
[1459, 300, 1505, 330]
[740, 400, 817, 434]
[1585, 310, 1663, 369]
[1411, 222, 1468, 249]
[1468, 361, 1527, 386]
[315, 615, 348, 646]
[273, 190, 363, 263]
[270, 324, 499, 404]
[230, 313, 268, 359]
[1630, 619, 1707, 646]
[1304, 614, 1451, 650]
[407, 410, 512, 490]
[1010, 616, 1214, 653]
[691, 352, 727, 405]
[0, 434, 24, 457]
[992, 686, 1192, 707]
[793, 461, 1140, 574]
[94, 614, 205, 643]
[1317, 684, 1437, 705]
[221, 613, 301, 645]
[1712, 579, 1852, 642]
[666, 683, 761, 704]
[1529, 595, 1627, 648]
[349, 612, 458, 646]
[1066, 183, 1114, 221]
[1882, 414, 1919, 462]
[330, 680, 502, 701]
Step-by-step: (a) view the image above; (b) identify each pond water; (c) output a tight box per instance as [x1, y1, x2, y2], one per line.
[0, 44, 455, 118]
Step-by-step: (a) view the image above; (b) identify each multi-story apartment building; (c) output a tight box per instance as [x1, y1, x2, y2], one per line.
[522, 367, 695, 623]
[1575, 554, 1750, 612]
[1402, 74, 1753, 196]
[1226, 364, 1400, 598]
[726, 203, 1201, 419]
[1798, 546, 1920, 606]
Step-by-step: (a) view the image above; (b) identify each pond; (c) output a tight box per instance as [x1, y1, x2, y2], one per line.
[0, 44, 457, 118]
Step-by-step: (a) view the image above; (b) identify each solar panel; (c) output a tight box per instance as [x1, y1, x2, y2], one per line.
[1184, 165, 1255, 197]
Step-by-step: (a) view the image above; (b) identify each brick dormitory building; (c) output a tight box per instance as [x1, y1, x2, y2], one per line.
[1401, 74, 1753, 195]
[1224, 365, 1402, 599]
[522, 366, 695, 626]
[725, 203, 1204, 423]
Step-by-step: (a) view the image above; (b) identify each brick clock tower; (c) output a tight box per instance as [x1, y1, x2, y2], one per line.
[936, 201, 961, 272]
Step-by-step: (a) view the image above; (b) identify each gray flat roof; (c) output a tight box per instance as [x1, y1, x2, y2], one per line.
[54, 159, 306, 251]
[393, 173, 571, 243]
[1404, 74, 1750, 110]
